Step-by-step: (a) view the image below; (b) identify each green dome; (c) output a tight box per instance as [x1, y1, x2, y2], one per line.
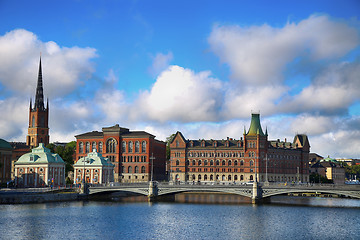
[320, 156, 338, 163]
[0, 139, 12, 149]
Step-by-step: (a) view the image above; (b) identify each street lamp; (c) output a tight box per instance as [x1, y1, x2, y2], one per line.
[150, 153, 155, 182]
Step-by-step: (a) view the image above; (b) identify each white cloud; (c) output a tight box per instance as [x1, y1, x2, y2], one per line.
[0, 29, 97, 98]
[137, 65, 223, 123]
[148, 52, 174, 77]
[208, 14, 359, 85]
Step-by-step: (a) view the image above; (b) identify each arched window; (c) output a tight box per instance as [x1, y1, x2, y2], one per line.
[198, 175, 202, 180]
[250, 160, 254, 167]
[135, 141, 140, 153]
[128, 166, 132, 173]
[234, 175, 238, 181]
[85, 142, 90, 153]
[210, 175, 213, 181]
[79, 142, 83, 153]
[128, 141, 133, 153]
[134, 166, 139, 173]
[222, 160, 226, 166]
[106, 139, 117, 153]
[141, 166, 146, 173]
[204, 174, 208, 180]
[210, 160, 214, 166]
[99, 142, 103, 153]
[204, 160, 208, 166]
[176, 160, 180, 166]
[122, 141, 126, 152]
[228, 175, 232, 181]
[92, 142, 96, 152]
[32, 115, 35, 127]
[192, 160, 196, 165]
[176, 140, 179, 147]
[192, 174, 195, 180]
[142, 141, 146, 153]
[198, 160, 202, 166]
[216, 160, 220, 166]
[240, 160, 244, 166]
[186, 160, 190, 165]
[228, 160, 231, 166]
[234, 160, 238, 166]
[240, 175, 244, 181]
[250, 175, 254, 181]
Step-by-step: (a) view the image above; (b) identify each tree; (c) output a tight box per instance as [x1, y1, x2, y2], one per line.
[166, 134, 176, 160]
[47, 142, 76, 176]
[345, 164, 360, 180]
[310, 173, 333, 183]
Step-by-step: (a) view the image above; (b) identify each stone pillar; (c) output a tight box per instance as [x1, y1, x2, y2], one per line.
[148, 181, 158, 202]
[252, 181, 262, 204]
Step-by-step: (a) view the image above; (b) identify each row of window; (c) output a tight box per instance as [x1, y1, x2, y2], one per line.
[122, 166, 146, 173]
[175, 159, 255, 166]
[121, 156, 147, 163]
[187, 152, 246, 158]
[78, 139, 148, 154]
[174, 174, 253, 181]
[186, 168, 247, 173]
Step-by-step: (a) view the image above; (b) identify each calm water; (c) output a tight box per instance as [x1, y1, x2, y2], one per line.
[1, 196, 360, 240]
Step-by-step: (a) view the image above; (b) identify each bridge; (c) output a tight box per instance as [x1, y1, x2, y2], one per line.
[88, 182, 360, 204]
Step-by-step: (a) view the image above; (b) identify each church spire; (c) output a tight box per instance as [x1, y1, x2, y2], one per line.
[34, 56, 45, 111]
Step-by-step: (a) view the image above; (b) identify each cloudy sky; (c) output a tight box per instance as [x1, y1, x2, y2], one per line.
[0, 0, 359, 158]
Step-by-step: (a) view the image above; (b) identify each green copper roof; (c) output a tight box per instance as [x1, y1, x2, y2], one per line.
[15, 143, 65, 165]
[320, 156, 338, 164]
[247, 113, 265, 136]
[74, 150, 115, 167]
[0, 139, 12, 149]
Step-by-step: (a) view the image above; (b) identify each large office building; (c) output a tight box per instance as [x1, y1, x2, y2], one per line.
[169, 113, 310, 183]
[75, 124, 166, 182]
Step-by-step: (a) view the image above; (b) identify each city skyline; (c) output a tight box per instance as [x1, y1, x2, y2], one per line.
[0, 0, 359, 158]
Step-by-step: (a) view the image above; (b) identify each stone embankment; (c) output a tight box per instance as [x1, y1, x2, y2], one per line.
[0, 189, 86, 204]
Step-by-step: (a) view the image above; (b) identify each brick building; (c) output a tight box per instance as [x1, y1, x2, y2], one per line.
[75, 124, 166, 182]
[169, 113, 310, 183]
[26, 57, 49, 148]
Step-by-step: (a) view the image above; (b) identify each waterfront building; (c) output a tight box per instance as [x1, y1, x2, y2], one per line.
[10, 142, 31, 180]
[14, 143, 65, 187]
[26, 57, 49, 148]
[0, 139, 13, 185]
[169, 113, 310, 183]
[75, 124, 166, 182]
[310, 157, 345, 184]
[73, 149, 114, 184]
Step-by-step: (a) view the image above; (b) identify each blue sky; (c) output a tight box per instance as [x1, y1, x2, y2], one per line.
[0, 0, 359, 158]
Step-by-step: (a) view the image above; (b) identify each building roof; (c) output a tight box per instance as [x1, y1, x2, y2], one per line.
[247, 113, 265, 136]
[0, 139, 12, 150]
[75, 131, 104, 138]
[320, 156, 339, 164]
[74, 150, 114, 167]
[75, 128, 155, 139]
[15, 143, 65, 165]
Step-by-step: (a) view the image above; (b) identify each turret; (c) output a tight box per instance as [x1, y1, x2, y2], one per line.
[247, 113, 265, 136]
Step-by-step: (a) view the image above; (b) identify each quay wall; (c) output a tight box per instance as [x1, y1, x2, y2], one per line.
[0, 192, 85, 204]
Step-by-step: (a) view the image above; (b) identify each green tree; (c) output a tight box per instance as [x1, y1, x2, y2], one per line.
[345, 164, 360, 180]
[47, 141, 76, 176]
[310, 173, 333, 183]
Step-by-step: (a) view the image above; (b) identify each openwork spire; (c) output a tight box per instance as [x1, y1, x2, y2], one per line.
[34, 56, 45, 111]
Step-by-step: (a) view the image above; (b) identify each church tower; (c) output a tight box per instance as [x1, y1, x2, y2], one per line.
[26, 57, 49, 148]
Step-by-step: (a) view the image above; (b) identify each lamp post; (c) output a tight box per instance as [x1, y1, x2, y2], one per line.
[265, 154, 269, 186]
[150, 153, 155, 182]
[81, 157, 90, 194]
